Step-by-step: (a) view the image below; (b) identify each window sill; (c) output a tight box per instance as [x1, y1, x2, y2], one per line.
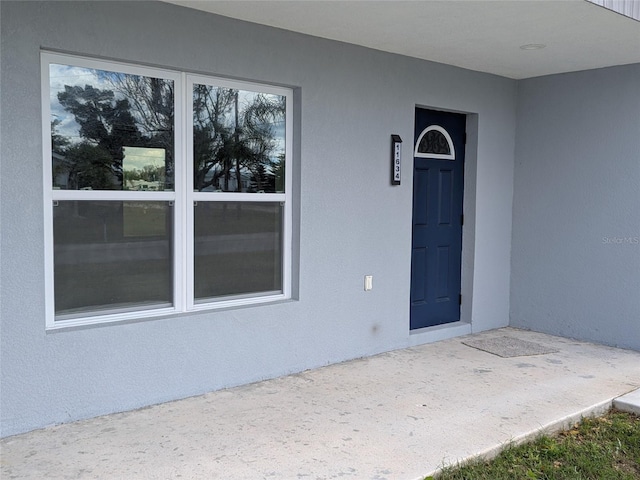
[46, 294, 291, 332]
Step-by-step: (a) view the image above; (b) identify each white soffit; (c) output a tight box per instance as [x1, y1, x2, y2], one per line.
[162, 0, 640, 79]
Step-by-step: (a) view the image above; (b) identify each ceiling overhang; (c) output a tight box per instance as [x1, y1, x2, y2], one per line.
[162, 0, 640, 79]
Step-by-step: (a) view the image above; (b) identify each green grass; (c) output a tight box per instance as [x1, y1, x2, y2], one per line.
[429, 410, 640, 480]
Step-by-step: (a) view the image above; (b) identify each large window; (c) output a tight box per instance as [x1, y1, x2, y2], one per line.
[42, 52, 292, 328]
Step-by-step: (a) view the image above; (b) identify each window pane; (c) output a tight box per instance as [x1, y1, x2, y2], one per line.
[193, 85, 285, 193]
[53, 201, 173, 317]
[194, 202, 282, 301]
[50, 64, 174, 191]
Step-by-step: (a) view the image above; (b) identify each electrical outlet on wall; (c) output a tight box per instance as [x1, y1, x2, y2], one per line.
[364, 275, 373, 291]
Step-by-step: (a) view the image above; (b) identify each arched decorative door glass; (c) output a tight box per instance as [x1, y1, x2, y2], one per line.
[414, 125, 455, 160]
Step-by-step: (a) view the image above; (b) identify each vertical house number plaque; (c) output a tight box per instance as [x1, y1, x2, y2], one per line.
[391, 134, 402, 185]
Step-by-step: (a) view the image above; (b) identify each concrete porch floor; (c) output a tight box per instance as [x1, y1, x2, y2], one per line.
[2, 327, 639, 480]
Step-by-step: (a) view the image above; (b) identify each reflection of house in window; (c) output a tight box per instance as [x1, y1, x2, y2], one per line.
[202, 168, 273, 193]
[52, 147, 121, 190]
[213, 171, 251, 192]
[52, 151, 70, 189]
[127, 180, 163, 191]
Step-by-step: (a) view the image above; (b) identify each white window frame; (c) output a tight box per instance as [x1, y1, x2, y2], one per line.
[42, 52, 293, 330]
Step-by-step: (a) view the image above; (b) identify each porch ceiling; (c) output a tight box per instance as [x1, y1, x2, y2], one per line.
[162, 0, 640, 79]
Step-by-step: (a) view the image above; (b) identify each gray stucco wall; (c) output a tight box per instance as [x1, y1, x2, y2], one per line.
[511, 64, 640, 350]
[1, 1, 516, 436]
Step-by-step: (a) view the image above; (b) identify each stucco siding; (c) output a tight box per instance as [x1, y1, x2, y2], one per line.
[1, 0, 517, 436]
[511, 64, 640, 350]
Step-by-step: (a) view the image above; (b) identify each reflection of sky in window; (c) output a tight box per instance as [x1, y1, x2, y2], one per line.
[123, 147, 165, 171]
[50, 63, 286, 162]
[50, 64, 173, 144]
[49, 64, 108, 142]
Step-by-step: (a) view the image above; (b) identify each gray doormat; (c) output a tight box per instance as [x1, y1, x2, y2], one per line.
[462, 336, 558, 358]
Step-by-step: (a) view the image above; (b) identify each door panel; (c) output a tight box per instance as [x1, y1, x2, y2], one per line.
[438, 169, 453, 225]
[410, 109, 465, 330]
[413, 167, 430, 225]
[411, 247, 427, 303]
[436, 245, 450, 301]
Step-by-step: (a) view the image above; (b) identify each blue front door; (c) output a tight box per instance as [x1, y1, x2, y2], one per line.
[410, 108, 466, 330]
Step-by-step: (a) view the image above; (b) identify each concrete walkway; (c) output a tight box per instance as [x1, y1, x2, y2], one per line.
[2, 327, 639, 479]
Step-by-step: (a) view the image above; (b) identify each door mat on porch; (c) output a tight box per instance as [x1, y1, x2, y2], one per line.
[462, 336, 558, 358]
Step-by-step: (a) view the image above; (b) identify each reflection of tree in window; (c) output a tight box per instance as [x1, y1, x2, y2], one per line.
[192, 85, 285, 193]
[106, 74, 174, 188]
[50, 67, 174, 191]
